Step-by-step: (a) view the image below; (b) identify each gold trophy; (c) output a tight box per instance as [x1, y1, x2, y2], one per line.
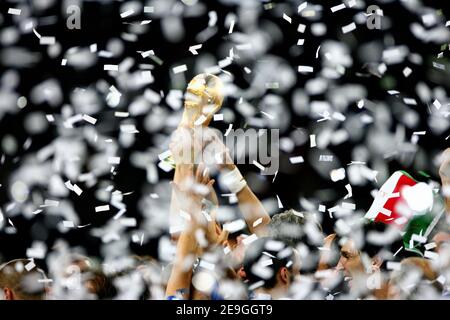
[169, 74, 224, 237]
[167, 73, 224, 168]
[179, 73, 224, 128]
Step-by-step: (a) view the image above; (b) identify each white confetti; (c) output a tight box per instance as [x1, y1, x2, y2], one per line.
[104, 64, 119, 71]
[276, 195, 284, 209]
[120, 10, 135, 18]
[433, 99, 442, 110]
[289, 156, 304, 164]
[82, 114, 97, 125]
[253, 160, 266, 172]
[8, 8, 21, 15]
[228, 19, 235, 34]
[403, 67, 412, 77]
[172, 64, 188, 74]
[424, 251, 439, 260]
[298, 65, 314, 73]
[283, 13, 292, 24]
[330, 168, 346, 182]
[189, 44, 202, 55]
[331, 4, 346, 12]
[310, 134, 316, 147]
[298, 2, 308, 13]
[40, 37, 55, 45]
[108, 157, 121, 165]
[253, 217, 263, 228]
[242, 233, 258, 246]
[95, 205, 110, 212]
[25, 260, 36, 271]
[341, 22, 356, 34]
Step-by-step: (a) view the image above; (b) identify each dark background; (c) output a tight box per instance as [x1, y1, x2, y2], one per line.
[0, 0, 449, 266]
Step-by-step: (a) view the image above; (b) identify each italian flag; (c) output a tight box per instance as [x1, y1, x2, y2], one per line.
[365, 171, 444, 255]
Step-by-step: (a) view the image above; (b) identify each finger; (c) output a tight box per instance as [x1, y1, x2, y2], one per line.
[207, 179, 215, 188]
[195, 163, 204, 182]
[202, 167, 210, 184]
[217, 229, 229, 245]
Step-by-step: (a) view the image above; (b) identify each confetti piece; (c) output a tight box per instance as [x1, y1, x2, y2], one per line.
[331, 4, 346, 12]
[253, 217, 263, 228]
[387, 262, 401, 271]
[310, 134, 316, 147]
[298, 65, 314, 73]
[253, 160, 266, 171]
[194, 114, 207, 126]
[108, 157, 121, 165]
[144, 6, 154, 13]
[432, 62, 445, 70]
[172, 64, 187, 74]
[82, 114, 97, 125]
[330, 168, 346, 182]
[276, 195, 284, 208]
[318, 204, 326, 212]
[95, 205, 110, 213]
[327, 206, 338, 218]
[424, 242, 437, 250]
[8, 8, 21, 15]
[341, 22, 356, 34]
[224, 124, 233, 136]
[223, 219, 246, 233]
[228, 19, 235, 34]
[433, 99, 442, 110]
[120, 10, 135, 18]
[40, 37, 55, 45]
[424, 251, 439, 260]
[63, 221, 75, 228]
[213, 114, 223, 121]
[120, 218, 137, 227]
[104, 64, 119, 71]
[283, 13, 292, 24]
[297, 39, 305, 45]
[344, 184, 352, 199]
[158, 150, 172, 161]
[289, 156, 304, 164]
[298, 2, 308, 13]
[403, 97, 417, 105]
[114, 112, 129, 118]
[315, 45, 321, 59]
[403, 67, 412, 77]
[120, 124, 138, 133]
[189, 44, 202, 55]
[72, 184, 83, 196]
[341, 202, 355, 210]
[25, 260, 35, 271]
[242, 233, 258, 246]
[297, 24, 306, 33]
